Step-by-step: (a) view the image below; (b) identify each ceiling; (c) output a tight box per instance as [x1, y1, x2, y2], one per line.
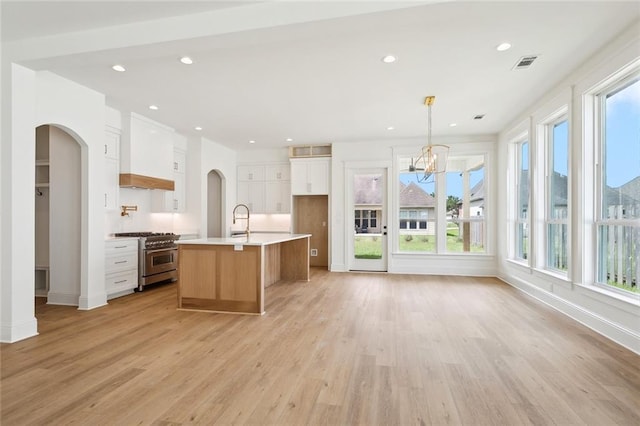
[2, 1, 639, 151]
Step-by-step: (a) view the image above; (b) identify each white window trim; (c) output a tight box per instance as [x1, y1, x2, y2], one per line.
[589, 68, 640, 293]
[543, 109, 570, 275]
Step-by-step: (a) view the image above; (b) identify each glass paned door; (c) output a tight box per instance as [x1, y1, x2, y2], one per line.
[349, 168, 387, 271]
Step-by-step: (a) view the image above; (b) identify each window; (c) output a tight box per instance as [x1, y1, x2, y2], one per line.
[446, 155, 486, 253]
[355, 209, 380, 233]
[515, 140, 530, 261]
[547, 118, 569, 271]
[397, 153, 488, 253]
[398, 156, 436, 252]
[596, 76, 640, 294]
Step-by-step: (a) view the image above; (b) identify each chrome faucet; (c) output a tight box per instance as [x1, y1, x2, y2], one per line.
[232, 203, 250, 238]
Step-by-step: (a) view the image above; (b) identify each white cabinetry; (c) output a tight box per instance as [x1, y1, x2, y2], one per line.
[237, 164, 290, 213]
[105, 238, 138, 299]
[265, 181, 291, 213]
[104, 129, 120, 210]
[291, 158, 329, 195]
[152, 147, 186, 213]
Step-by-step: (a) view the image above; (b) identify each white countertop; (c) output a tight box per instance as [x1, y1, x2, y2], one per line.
[176, 233, 311, 246]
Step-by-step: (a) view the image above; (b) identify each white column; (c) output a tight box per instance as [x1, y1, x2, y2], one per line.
[1, 63, 39, 342]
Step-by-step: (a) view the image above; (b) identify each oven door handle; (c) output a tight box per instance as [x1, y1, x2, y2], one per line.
[145, 248, 178, 254]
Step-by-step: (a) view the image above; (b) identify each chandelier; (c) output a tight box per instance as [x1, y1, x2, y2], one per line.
[411, 96, 449, 182]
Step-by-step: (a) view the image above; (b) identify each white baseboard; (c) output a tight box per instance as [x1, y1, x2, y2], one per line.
[0, 317, 38, 343]
[498, 273, 640, 355]
[46, 291, 79, 306]
[78, 292, 108, 310]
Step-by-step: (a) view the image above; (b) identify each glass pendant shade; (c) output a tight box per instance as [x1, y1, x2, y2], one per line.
[414, 95, 449, 180]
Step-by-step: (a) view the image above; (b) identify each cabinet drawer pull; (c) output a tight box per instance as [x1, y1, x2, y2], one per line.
[114, 245, 128, 249]
[114, 279, 127, 284]
[114, 260, 128, 264]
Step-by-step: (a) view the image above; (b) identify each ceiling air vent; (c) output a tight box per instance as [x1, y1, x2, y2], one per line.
[513, 55, 538, 70]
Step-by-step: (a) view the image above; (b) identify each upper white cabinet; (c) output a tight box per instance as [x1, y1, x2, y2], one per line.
[237, 181, 265, 213]
[238, 165, 265, 181]
[104, 129, 120, 210]
[121, 113, 174, 181]
[152, 144, 187, 213]
[265, 164, 290, 181]
[291, 158, 329, 195]
[237, 163, 290, 213]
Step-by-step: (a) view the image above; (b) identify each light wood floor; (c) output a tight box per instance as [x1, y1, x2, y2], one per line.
[2, 269, 639, 425]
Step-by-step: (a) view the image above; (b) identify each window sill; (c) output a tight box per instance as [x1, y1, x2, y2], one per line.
[391, 251, 494, 258]
[577, 282, 640, 309]
[505, 258, 531, 272]
[532, 267, 571, 289]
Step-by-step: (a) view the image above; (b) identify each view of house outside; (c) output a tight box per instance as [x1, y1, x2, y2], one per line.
[396, 154, 485, 253]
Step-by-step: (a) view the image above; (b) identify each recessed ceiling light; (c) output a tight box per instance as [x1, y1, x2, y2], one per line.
[180, 56, 193, 65]
[496, 42, 512, 52]
[286, 138, 293, 142]
[386, 126, 395, 131]
[195, 126, 202, 131]
[449, 123, 457, 127]
[112, 64, 126, 72]
[249, 140, 256, 144]
[149, 105, 159, 110]
[381, 55, 397, 64]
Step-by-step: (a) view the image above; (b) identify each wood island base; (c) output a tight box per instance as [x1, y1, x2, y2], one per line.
[177, 234, 310, 314]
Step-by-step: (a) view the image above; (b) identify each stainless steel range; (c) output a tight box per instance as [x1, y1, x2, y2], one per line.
[114, 232, 180, 291]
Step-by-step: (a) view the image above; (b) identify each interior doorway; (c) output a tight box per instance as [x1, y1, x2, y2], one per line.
[207, 170, 224, 238]
[35, 125, 82, 304]
[293, 195, 328, 268]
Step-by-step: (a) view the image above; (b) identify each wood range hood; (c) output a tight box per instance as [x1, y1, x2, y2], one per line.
[119, 174, 174, 191]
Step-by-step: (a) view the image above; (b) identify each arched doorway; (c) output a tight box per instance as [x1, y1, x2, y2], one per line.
[35, 124, 83, 305]
[207, 170, 224, 237]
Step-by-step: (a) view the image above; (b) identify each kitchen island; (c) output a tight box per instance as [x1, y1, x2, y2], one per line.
[177, 233, 311, 314]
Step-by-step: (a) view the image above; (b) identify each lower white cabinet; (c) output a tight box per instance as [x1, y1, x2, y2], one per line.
[105, 238, 138, 299]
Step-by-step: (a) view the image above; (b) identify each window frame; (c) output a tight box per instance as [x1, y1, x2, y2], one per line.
[514, 138, 530, 263]
[445, 155, 487, 254]
[594, 73, 640, 294]
[544, 113, 570, 274]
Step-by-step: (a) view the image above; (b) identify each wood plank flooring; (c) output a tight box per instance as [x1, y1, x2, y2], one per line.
[2, 269, 639, 425]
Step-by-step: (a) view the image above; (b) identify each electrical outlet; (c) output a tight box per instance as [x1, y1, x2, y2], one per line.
[310, 249, 318, 256]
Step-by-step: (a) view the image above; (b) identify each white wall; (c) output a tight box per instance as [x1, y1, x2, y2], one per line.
[201, 137, 237, 238]
[497, 22, 640, 353]
[48, 126, 81, 305]
[35, 71, 107, 311]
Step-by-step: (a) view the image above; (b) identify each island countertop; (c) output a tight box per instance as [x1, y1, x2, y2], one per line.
[176, 233, 311, 246]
